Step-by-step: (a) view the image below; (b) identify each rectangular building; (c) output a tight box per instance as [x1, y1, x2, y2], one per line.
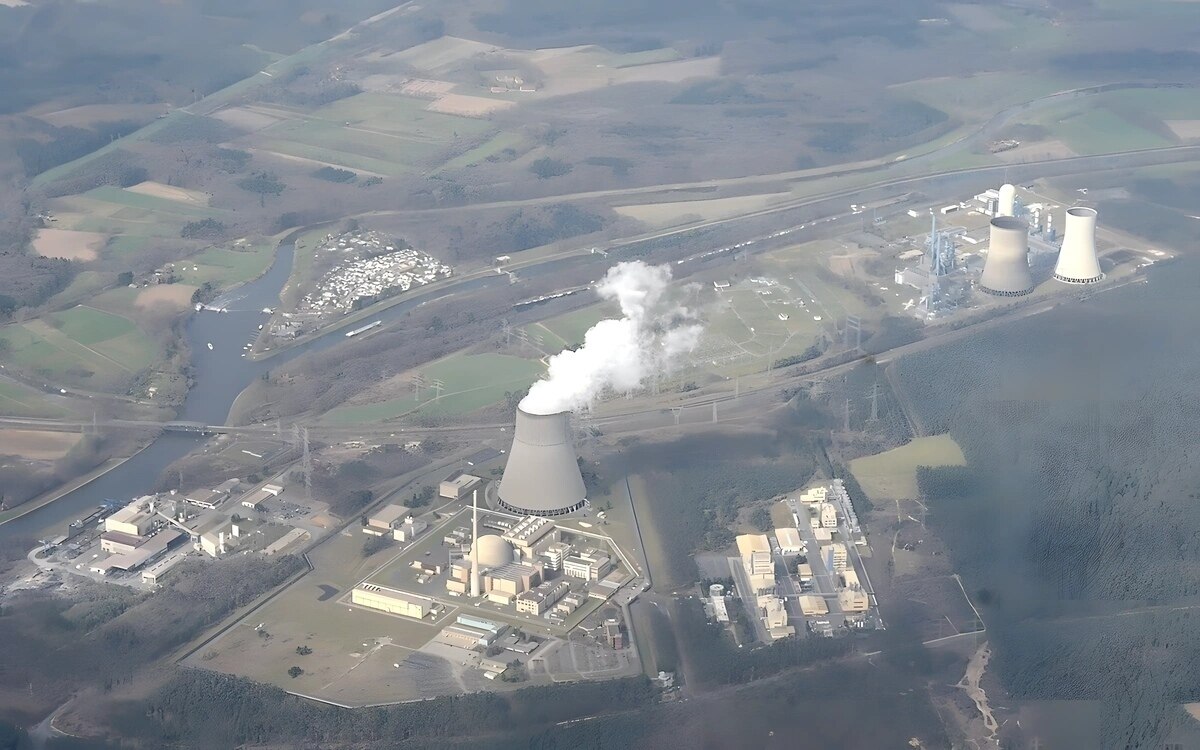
[736, 534, 775, 595]
[541, 541, 571, 571]
[100, 530, 145, 555]
[563, 549, 612, 581]
[773, 527, 804, 556]
[183, 487, 227, 510]
[351, 584, 432, 619]
[819, 502, 838, 529]
[105, 500, 154, 536]
[439, 473, 482, 500]
[798, 486, 827, 504]
[393, 517, 428, 542]
[365, 504, 410, 536]
[824, 542, 847, 573]
[515, 579, 570, 616]
[502, 515, 558, 555]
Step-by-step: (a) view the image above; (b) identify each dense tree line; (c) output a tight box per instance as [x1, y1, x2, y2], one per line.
[14, 120, 141, 177]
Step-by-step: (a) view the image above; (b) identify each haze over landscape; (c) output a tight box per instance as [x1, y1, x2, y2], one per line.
[2, 1, 1200, 748]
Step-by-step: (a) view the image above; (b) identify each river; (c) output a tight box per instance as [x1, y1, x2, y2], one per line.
[0, 244, 505, 543]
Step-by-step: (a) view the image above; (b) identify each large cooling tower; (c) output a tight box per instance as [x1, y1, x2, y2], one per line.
[1053, 207, 1103, 284]
[979, 216, 1034, 297]
[498, 407, 587, 517]
[998, 184, 1017, 217]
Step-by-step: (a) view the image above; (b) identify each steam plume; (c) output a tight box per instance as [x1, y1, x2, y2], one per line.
[520, 261, 702, 415]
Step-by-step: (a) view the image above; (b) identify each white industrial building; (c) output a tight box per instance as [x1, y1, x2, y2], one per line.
[736, 534, 775, 595]
[773, 527, 804, 556]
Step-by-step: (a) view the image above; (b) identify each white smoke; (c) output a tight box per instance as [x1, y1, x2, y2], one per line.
[520, 261, 702, 415]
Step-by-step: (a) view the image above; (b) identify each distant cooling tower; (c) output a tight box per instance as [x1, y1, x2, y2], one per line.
[980, 216, 1034, 297]
[998, 184, 1017, 217]
[1053, 207, 1103, 284]
[498, 406, 587, 517]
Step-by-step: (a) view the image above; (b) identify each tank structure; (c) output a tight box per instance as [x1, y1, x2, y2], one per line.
[997, 183, 1017, 217]
[979, 216, 1034, 297]
[497, 406, 587, 517]
[1053, 207, 1103, 284]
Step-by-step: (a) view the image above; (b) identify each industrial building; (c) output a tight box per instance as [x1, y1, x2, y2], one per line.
[104, 498, 155, 537]
[818, 502, 838, 529]
[516, 579, 570, 616]
[761, 596, 794, 639]
[799, 486, 827, 504]
[439, 473, 482, 500]
[351, 583, 432, 619]
[736, 534, 775, 595]
[774, 527, 804, 556]
[997, 183, 1017, 217]
[824, 542, 848, 574]
[501, 515, 558, 557]
[563, 549, 612, 581]
[498, 407, 587, 516]
[540, 541, 571, 571]
[979, 216, 1034, 296]
[1054, 206, 1103, 284]
[393, 516, 428, 542]
[364, 504, 410, 536]
[237, 482, 282, 511]
[197, 518, 240, 557]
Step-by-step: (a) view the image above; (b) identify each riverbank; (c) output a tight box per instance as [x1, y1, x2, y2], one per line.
[0, 450, 142, 531]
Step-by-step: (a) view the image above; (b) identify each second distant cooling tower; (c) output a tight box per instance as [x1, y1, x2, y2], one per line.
[1053, 207, 1103, 284]
[980, 216, 1034, 297]
[498, 406, 587, 517]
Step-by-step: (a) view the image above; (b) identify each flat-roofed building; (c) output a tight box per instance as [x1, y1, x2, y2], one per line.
[839, 587, 869, 613]
[457, 614, 504, 634]
[439, 473, 482, 500]
[540, 541, 571, 571]
[515, 579, 569, 616]
[563, 549, 612, 581]
[824, 542, 847, 573]
[440, 624, 499, 649]
[819, 503, 838, 529]
[142, 552, 188, 585]
[799, 486, 828, 504]
[107, 529, 185, 572]
[774, 527, 804, 556]
[797, 562, 813, 582]
[183, 487, 227, 510]
[393, 516, 428, 542]
[484, 562, 541, 596]
[813, 527, 833, 543]
[736, 534, 775, 595]
[195, 518, 240, 558]
[105, 500, 154, 536]
[351, 584, 432, 619]
[101, 530, 145, 555]
[762, 597, 793, 638]
[264, 527, 309, 556]
[502, 515, 558, 557]
[239, 482, 282, 510]
[364, 504, 410, 536]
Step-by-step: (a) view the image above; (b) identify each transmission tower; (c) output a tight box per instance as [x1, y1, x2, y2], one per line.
[432, 379, 445, 401]
[412, 374, 425, 401]
[844, 315, 862, 351]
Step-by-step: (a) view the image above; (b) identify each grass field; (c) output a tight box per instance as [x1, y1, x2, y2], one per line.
[1031, 104, 1175, 155]
[173, 242, 276, 288]
[322, 353, 545, 425]
[848, 434, 966, 502]
[0, 304, 156, 387]
[0, 380, 68, 418]
[520, 303, 616, 352]
[890, 72, 1076, 120]
[436, 131, 524, 172]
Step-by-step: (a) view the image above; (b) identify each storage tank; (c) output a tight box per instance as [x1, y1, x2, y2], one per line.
[979, 216, 1034, 296]
[498, 406, 587, 516]
[1053, 207, 1103, 284]
[998, 184, 1017, 217]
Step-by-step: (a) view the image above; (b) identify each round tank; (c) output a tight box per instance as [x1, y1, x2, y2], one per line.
[498, 406, 587, 516]
[998, 184, 1017, 217]
[471, 534, 513, 569]
[1053, 207, 1103, 284]
[980, 216, 1034, 297]
[709, 583, 726, 597]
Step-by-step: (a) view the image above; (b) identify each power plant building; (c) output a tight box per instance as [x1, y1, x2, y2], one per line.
[979, 216, 1034, 297]
[498, 407, 587, 516]
[736, 534, 775, 595]
[1054, 207, 1103, 284]
[364, 504, 410, 536]
[563, 549, 612, 581]
[501, 515, 559, 557]
[824, 542, 848, 574]
[440, 473, 482, 500]
[774, 527, 804, 556]
[997, 183, 1017, 217]
[351, 583, 432, 619]
[516, 579, 570, 616]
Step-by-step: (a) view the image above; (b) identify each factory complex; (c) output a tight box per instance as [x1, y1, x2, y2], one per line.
[717, 480, 876, 641]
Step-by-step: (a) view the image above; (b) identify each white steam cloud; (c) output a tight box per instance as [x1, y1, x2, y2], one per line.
[520, 261, 702, 415]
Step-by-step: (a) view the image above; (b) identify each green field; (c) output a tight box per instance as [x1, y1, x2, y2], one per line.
[322, 353, 545, 425]
[0, 380, 69, 418]
[437, 131, 524, 172]
[523, 304, 617, 352]
[0, 304, 157, 388]
[174, 242, 276, 288]
[891, 72, 1075, 119]
[313, 93, 492, 140]
[51, 306, 136, 344]
[848, 434, 966, 502]
[1032, 104, 1175, 155]
[612, 47, 683, 68]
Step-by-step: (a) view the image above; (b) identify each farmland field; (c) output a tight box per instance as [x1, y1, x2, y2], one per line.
[0, 429, 81, 460]
[1031, 104, 1174, 155]
[0, 380, 68, 419]
[848, 434, 966, 502]
[437, 131, 523, 172]
[173, 242, 276, 288]
[31, 228, 107, 261]
[0, 305, 156, 387]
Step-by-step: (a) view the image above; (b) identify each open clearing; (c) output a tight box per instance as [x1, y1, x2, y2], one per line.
[388, 36, 500, 75]
[135, 284, 198, 310]
[849, 434, 966, 502]
[35, 102, 164, 127]
[323, 352, 544, 424]
[211, 105, 289, 132]
[0, 381, 67, 419]
[32, 228, 107, 261]
[0, 429, 81, 460]
[125, 181, 210, 206]
[426, 93, 515, 117]
[614, 193, 791, 228]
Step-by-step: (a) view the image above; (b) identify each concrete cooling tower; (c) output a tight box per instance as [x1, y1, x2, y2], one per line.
[979, 216, 1034, 297]
[1053, 207, 1103, 284]
[998, 183, 1017, 217]
[498, 406, 587, 517]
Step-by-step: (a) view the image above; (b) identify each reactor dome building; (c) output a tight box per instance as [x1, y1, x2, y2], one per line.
[471, 534, 514, 569]
[1053, 206, 1103, 284]
[498, 406, 587, 517]
[979, 216, 1034, 297]
[997, 183, 1017, 217]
